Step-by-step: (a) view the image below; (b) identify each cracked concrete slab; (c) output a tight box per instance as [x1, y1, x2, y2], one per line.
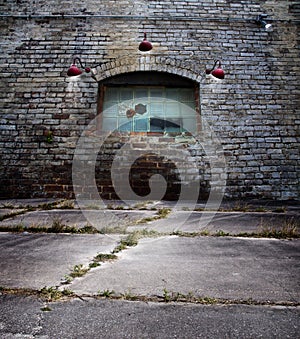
[127, 210, 299, 234]
[0, 198, 61, 208]
[0, 295, 299, 339]
[0, 233, 121, 289]
[0, 209, 157, 230]
[71, 236, 300, 303]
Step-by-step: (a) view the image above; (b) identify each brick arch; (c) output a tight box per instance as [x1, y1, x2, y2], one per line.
[92, 55, 203, 84]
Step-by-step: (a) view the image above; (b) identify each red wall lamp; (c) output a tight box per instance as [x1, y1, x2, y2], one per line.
[138, 33, 153, 52]
[67, 57, 91, 77]
[205, 60, 225, 79]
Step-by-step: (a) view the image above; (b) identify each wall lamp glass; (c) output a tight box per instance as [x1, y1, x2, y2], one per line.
[256, 15, 273, 32]
[205, 60, 225, 79]
[67, 57, 91, 76]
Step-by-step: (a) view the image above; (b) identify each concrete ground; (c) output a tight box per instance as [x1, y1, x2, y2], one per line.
[0, 198, 299, 338]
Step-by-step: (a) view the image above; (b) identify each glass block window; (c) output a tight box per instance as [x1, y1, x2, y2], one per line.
[102, 86, 197, 133]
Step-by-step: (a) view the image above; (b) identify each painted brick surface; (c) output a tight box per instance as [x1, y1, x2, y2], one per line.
[0, 1, 299, 200]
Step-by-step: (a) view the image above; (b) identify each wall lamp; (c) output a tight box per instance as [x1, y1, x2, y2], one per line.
[205, 60, 225, 79]
[256, 15, 273, 32]
[138, 33, 153, 52]
[67, 57, 91, 76]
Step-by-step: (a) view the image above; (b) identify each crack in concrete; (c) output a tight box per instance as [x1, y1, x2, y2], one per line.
[1, 287, 299, 308]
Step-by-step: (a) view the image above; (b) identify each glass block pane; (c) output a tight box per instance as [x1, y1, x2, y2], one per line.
[165, 102, 180, 117]
[135, 88, 148, 99]
[183, 118, 196, 133]
[181, 104, 196, 117]
[149, 103, 164, 116]
[180, 89, 194, 102]
[150, 88, 164, 100]
[134, 118, 148, 132]
[119, 118, 132, 131]
[102, 118, 117, 131]
[118, 101, 134, 116]
[120, 88, 133, 101]
[103, 103, 118, 117]
[105, 88, 119, 101]
[165, 88, 179, 100]
[183, 101, 196, 110]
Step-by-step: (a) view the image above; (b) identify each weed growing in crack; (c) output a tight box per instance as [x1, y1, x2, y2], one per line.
[51, 218, 67, 232]
[69, 264, 90, 278]
[172, 230, 210, 237]
[61, 274, 73, 285]
[78, 225, 99, 234]
[56, 200, 75, 209]
[112, 229, 163, 253]
[61, 288, 74, 297]
[93, 253, 118, 262]
[163, 288, 171, 302]
[112, 243, 127, 254]
[98, 289, 115, 298]
[121, 290, 138, 301]
[133, 201, 153, 210]
[194, 207, 205, 212]
[256, 220, 299, 239]
[136, 207, 171, 224]
[98, 226, 127, 234]
[273, 206, 286, 213]
[215, 230, 230, 237]
[157, 208, 171, 218]
[255, 206, 268, 212]
[112, 233, 139, 253]
[89, 262, 101, 268]
[39, 286, 74, 302]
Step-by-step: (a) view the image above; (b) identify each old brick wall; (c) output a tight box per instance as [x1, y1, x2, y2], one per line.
[0, 0, 299, 200]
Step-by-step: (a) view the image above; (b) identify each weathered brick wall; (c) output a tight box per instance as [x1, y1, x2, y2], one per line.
[0, 0, 299, 200]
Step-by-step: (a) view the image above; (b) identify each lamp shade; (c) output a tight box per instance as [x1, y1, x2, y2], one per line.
[211, 67, 225, 79]
[67, 64, 83, 76]
[139, 33, 153, 52]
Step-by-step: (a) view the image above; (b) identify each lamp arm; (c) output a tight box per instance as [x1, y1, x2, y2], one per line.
[73, 57, 85, 68]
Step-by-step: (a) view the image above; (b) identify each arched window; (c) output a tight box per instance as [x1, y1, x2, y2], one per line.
[98, 71, 199, 134]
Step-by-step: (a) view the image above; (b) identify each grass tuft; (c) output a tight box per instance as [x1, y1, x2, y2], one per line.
[93, 253, 118, 262]
[69, 264, 90, 278]
[39, 286, 63, 302]
[98, 289, 115, 298]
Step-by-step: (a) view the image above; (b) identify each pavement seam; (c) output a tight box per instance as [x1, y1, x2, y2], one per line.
[0, 287, 299, 307]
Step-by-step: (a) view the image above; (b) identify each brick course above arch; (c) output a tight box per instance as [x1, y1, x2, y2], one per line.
[93, 55, 203, 83]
